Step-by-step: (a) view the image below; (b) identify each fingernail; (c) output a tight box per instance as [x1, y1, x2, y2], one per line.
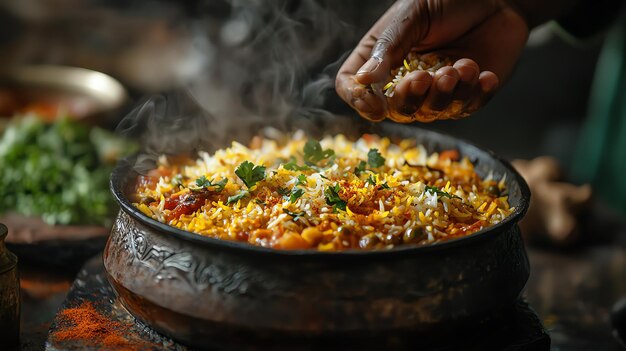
[358, 57, 381, 75]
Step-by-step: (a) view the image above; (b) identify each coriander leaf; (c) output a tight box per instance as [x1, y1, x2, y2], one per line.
[277, 187, 290, 196]
[355, 160, 367, 176]
[425, 185, 461, 200]
[303, 139, 335, 164]
[195, 175, 210, 187]
[254, 198, 266, 206]
[283, 158, 310, 171]
[368, 148, 386, 168]
[296, 174, 307, 186]
[379, 182, 390, 189]
[212, 178, 228, 192]
[235, 161, 266, 189]
[195, 176, 228, 192]
[283, 209, 306, 221]
[324, 184, 346, 211]
[366, 174, 376, 185]
[0, 116, 135, 227]
[226, 191, 249, 205]
[319, 174, 329, 180]
[289, 188, 304, 203]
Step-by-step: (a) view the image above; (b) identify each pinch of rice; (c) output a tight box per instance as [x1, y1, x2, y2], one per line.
[133, 133, 513, 251]
[383, 53, 452, 98]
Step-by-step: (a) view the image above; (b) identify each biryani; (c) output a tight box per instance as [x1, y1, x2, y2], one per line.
[382, 53, 451, 98]
[132, 133, 513, 251]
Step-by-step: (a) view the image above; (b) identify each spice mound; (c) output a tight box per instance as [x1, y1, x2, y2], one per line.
[132, 133, 514, 251]
[51, 302, 129, 348]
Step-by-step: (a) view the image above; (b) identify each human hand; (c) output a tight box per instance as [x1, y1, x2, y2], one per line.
[335, 0, 529, 122]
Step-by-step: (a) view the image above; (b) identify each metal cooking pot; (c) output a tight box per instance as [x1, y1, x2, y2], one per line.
[104, 124, 531, 350]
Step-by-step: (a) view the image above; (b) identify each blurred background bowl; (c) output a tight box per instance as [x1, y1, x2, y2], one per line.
[0, 64, 128, 128]
[0, 65, 130, 267]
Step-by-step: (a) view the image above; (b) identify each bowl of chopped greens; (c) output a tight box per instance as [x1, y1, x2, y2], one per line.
[0, 115, 135, 265]
[0, 65, 133, 265]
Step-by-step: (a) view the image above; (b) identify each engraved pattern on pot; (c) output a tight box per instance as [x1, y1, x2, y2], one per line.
[111, 211, 269, 295]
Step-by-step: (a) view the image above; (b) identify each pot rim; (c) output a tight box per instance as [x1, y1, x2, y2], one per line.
[110, 127, 530, 258]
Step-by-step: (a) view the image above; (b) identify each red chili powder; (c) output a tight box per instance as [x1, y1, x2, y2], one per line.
[52, 301, 130, 349]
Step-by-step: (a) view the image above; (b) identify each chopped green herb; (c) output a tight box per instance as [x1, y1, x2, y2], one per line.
[254, 198, 266, 206]
[425, 185, 461, 200]
[303, 139, 335, 165]
[212, 178, 228, 192]
[283, 209, 306, 221]
[226, 191, 249, 205]
[195, 175, 228, 192]
[324, 184, 346, 211]
[379, 182, 390, 189]
[282, 157, 310, 171]
[368, 148, 386, 168]
[366, 174, 376, 185]
[195, 175, 210, 187]
[355, 160, 367, 176]
[295, 174, 307, 186]
[289, 188, 305, 203]
[235, 161, 266, 189]
[320, 174, 329, 180]
[277, 187, 290, 196]
[0, 116, 136, 226]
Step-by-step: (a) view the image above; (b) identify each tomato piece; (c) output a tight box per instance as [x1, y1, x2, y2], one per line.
[439, 149, 460, 161]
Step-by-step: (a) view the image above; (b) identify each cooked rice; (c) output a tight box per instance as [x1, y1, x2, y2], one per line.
[132, 133, 513, 251]
[383, 53, 452, 97]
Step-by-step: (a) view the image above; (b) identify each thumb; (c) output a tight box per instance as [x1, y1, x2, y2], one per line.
[356, 0, 422, 85]
[355, 41, 393, 85]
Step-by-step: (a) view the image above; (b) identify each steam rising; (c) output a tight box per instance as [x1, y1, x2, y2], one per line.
[117, 0, 389, 169]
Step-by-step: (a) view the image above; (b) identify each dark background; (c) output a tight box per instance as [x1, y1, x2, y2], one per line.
[0, 0, 603, 171]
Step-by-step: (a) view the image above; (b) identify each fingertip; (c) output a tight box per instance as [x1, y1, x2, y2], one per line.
[434, 66, 460, 94]
[356, 59, 391, 85]
[408, 71, 432, 96]
[394, 71, 431, 97]
[453, 58, 479, 83]
[478, 71, 499, 94]
[352, 87, 387, 121]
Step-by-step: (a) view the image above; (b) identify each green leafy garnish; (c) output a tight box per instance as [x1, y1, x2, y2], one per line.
[195, 175, 228, 192]
[283, 209, 306, 221]
[277, 187, 290, 196]
[303, 139, 335, 165]
[425, 185, 461, 200]
[0, 116, 135, 226]
[235, 161, 266, 189]
[379, 182, 390, 189]
[367, 148, 386, 168]
[289, 188, 304, 203]
[282, 157, 310, 171]
[366, 174, 376, 185]
[254, 198, 266, 206]
[226, 191, 249, 204]
[355, 160, 367, 176]
[295, 174, 307, 186]
[324, 184, 347, 211]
